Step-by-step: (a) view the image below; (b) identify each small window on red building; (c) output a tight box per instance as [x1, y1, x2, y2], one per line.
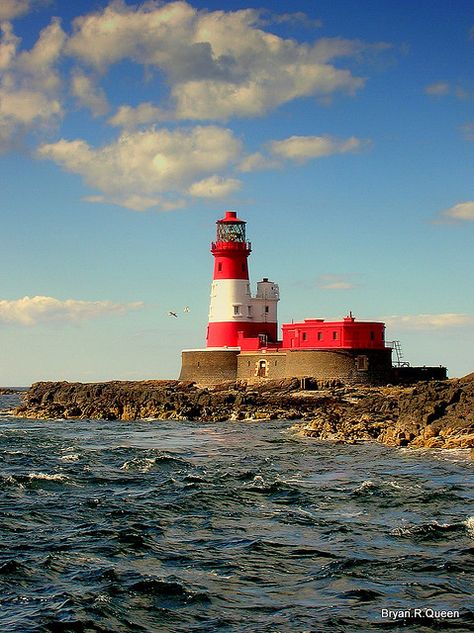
[370, 331, 375, 340]
[218, 262, 222, 272]
[318, 332, 323, 341]
[242, 263, 246, 271]
[333, 331, 338, 340]
[302, 332, 307, 341]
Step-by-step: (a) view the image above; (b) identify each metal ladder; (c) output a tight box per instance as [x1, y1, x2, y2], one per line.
[388, 340, 410, 367]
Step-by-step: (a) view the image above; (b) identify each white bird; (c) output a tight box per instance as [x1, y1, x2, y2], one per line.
[168, 311, 178, 318]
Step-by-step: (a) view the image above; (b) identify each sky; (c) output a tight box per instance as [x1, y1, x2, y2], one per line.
[0, 0, 473, 385]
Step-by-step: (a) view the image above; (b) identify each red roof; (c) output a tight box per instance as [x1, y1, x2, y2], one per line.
[217, 210, 246, 224]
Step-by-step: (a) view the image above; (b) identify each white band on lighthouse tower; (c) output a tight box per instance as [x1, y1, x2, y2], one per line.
[208, 279, 278, 324]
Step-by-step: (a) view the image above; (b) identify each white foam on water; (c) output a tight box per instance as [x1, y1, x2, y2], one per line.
[60, 454, 80, 462]
[465, 516, 474, 538]
[121, 457, 158, 473]
[28, 472, 68, 482]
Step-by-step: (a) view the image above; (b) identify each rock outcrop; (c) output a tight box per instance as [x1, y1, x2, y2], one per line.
[14, 374, 474, 449]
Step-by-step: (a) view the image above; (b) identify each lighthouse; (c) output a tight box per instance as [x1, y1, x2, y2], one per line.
[207, 211, 279, 348]
[180, 210, 446, 387]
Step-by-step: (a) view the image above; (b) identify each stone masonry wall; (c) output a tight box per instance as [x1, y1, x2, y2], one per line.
[284, 348, 393, 386]
[179, 350, 239, 385]
[237, 352, 287, 382]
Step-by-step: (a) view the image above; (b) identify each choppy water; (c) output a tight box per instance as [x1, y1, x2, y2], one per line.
[1, 393, 473, 632]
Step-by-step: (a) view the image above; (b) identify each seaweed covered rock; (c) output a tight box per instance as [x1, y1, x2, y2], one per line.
[15, 373, 474, 450]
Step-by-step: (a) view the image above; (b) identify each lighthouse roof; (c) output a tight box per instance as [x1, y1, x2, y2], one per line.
[217, 210, 246, 224]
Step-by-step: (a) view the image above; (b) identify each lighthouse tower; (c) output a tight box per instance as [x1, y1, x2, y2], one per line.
[207, 211, 279, 348]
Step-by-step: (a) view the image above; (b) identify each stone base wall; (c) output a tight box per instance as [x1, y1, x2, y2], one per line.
[179, 350, 239, 385]
[179, 347, 398, 387]
[237, 352, 287, 382]
[236, 348, 393, 386]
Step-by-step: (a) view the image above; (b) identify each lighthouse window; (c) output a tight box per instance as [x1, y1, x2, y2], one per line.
[333, 331, 338, 340]
[218, 263, 222, 272]
[265, 306, 269, 313]
[302, 332, 307, 341]
[247, 306, 252, 316]
[233, 305, 241, 315]
[318, 332, 323, 341]
[370, 331, 375, 340]
[242, 263, 246, 272]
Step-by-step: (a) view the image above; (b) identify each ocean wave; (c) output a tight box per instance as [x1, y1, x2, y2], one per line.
[0, 559, 30, 576]
[0, 472, 74, 492]
[121, 457, 159, 472]
[128, 576, 211, 605]
[391, 519, 472, 540]
[28, 472, 69, 482]
[2, 415, 473, 633]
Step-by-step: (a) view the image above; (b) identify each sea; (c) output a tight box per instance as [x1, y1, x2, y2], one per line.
[0, 391, 473, 633]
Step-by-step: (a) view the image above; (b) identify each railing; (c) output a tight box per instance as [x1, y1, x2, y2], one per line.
[211, 241, 251, 251]
[386, 340, 410, 367]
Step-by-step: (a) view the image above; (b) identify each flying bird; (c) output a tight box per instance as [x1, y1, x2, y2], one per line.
[168, 311, 178, 318]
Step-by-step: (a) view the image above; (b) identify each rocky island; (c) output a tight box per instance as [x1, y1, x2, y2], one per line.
[14, 373, 474, 450]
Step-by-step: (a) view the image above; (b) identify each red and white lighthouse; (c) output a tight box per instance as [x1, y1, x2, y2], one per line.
[206, 211, 279, 348]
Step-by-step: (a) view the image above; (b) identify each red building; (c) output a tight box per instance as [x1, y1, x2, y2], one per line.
[281, 315, 386, 350]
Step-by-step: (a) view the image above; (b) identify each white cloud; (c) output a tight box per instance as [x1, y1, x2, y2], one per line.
[269, 134, 366, 162]
[0, 88, 61, 124]
[82, 194, 185, 212]
[318, 274, 355, 290]
[258, 11, 323, 29]
[437, 201, 474, 223]
[0, 22, 20, 69]
[461, 122, 474, 141]
[424, 81, 472, 100]
[17, 16, 65, 75]
[383, 313, 474, 330]
[66, 1, 376, 120]
[37, 125, 242, 211]
[0, 18, 65, 151]
[424, 81, 450, 96]
[0, 296, 144, 326]
[238, 151, 280, 172]
[0, 0, 31, 21]
[108, 102, 167, 129]
[71, 69, 109, 117]
[188, 175, 241, 198]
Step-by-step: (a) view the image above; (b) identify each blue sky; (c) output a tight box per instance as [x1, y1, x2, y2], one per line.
[0, 0, 473, 385]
